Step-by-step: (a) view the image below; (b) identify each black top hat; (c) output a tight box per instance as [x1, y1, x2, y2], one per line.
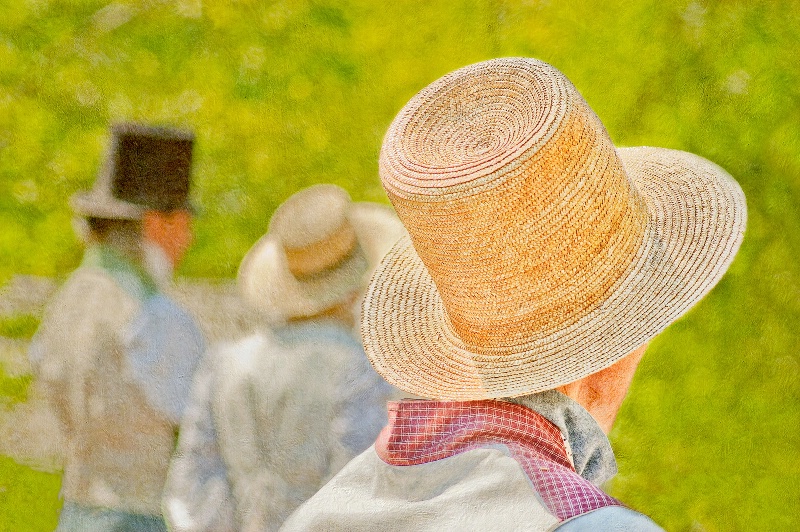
[71, 123, 195, 220]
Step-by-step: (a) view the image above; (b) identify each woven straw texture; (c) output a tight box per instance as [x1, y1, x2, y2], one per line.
[363, 57, 747, 400]
[238, 185, 406, 322]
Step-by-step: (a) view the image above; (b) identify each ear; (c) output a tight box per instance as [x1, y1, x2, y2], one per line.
[558, 343, 648, 434]
[141, 210, 193, 267]
[142, 210, 159, 238]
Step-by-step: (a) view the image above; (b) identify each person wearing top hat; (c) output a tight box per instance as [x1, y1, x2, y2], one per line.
[162, 184, 406, 531]
[29, 123, 206, 531]
[281, 58, 747, 531]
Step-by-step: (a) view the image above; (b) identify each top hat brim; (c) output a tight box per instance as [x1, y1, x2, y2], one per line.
[71, 191, 198, 219]
[238, 203, 407, 322]
[70, 191, 145, 220]
[361, 147, 747, 400]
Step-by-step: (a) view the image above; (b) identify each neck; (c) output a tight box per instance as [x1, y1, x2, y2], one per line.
[143, 240, 175, 288]
[93, 231, 142, 266]
[556, 343, 648, 434]
[507, 390, 618, 486]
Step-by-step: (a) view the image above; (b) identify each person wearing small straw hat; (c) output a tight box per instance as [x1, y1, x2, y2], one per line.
[162, 184, 406, 531]
[29, 123, 206, 531]
[281, 58, 747, 531]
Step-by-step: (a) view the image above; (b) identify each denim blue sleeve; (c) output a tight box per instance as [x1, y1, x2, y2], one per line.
[122, 293, 206, 424]
[553, 506, 665, 531]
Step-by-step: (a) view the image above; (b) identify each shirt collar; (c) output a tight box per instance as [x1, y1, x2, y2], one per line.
[274, 319, 360, 347]
[83, 244, 158, 300]
[507, 389, 618, 486]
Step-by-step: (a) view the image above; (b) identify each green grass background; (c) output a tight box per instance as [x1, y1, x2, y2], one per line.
[1, 0, 798, 530]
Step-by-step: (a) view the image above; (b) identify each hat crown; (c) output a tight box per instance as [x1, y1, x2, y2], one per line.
[269, 184, 351, 250]
[380, 58, 649, 348]
[110, 124, 194, 212]
[71, 123, 195, 219]
[268, 184, 359, 279]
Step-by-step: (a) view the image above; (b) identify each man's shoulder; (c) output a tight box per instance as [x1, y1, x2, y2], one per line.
[213, 326, 349, 381]
[212, 332, 272, 372]
[255, 321, 363, 366]
[553, 506, 665, 531]
[61, 266, 127, 297]
[206, 332, 288, 399]
[282, 446, 559, 531]
[276, 320, 358, 343]
[30, 267, 141, 376]
[42, 266, 140, 324]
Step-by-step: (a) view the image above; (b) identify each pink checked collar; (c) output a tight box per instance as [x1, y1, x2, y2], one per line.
[375, 399, 622, 521]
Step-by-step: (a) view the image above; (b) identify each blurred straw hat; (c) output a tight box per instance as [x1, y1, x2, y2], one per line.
[71, 122, 195, 219]
[363, 57, 747, 400]
[239, 184, 405, 322]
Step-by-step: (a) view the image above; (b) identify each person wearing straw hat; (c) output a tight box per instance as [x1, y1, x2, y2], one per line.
[29, 123, 205, 532]
[163, 184, 406, 532]
[281, 58, 747, 531]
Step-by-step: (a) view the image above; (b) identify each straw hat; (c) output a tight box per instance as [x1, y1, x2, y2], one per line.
[71, 123, 195, 220]
[363, 58, 747, 400]
[239, 184, 406, 322]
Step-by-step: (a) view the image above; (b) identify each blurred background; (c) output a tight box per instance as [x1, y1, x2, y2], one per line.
[0, 0, 797, 530]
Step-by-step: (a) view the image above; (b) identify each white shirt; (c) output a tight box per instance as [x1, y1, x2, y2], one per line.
[164, 320, 398, 531]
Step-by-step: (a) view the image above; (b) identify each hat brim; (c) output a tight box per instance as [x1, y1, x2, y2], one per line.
[70, 192, 145, 220]
[239, 202, 407, 321]
[361, 147, 747, 400]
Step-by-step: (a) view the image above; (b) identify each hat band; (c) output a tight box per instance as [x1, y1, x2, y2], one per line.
[284, 222, 358, 278]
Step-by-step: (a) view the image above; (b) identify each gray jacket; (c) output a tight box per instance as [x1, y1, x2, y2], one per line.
[29, 245, 204, 515]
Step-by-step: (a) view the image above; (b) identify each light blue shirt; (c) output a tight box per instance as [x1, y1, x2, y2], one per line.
[124, 293, 206, 424]
[87, 244, 205, 425]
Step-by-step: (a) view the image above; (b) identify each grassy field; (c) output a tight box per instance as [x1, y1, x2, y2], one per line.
[1, 0, 798, 530]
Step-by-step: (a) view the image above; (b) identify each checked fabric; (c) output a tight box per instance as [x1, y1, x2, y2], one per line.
[374, 399, 622, 521]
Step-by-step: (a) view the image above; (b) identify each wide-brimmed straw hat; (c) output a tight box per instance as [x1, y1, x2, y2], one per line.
[363, 57, 747, 400]
[71, 122, 195, 220]
[239, 184, 406, 322]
